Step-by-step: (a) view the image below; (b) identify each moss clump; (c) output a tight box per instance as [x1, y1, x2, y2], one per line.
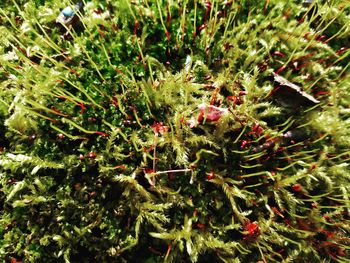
[0, 0, 350, 262]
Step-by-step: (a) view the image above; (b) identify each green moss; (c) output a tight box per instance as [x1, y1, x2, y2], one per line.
[0, 0, 350, 262]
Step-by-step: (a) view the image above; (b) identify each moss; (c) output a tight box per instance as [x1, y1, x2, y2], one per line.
[0, 0, 350, 262]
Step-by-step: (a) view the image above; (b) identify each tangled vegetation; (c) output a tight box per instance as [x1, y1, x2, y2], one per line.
[0, 0, 350, 262]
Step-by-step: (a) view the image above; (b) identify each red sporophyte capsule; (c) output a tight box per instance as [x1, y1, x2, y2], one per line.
[323, 215, 333, 223]
[227, 95, 242, 105]
[198, 24, 207, 32]
[304, 32, 311, 40]
[89, 191, 97, 197]
[276, 65, 287, 74]
[292, 184, 302, 192]
[252, 123, 264, 136]
[193, 208, 198, 217]
[144, 168, 155, 174]
[189, 163, 197, 170]
[207, 171, 215, 180]
[10, 257, 22, 263]
[240, 140, 249, 149]
[239, 90, 248, 96]
[224, 43, 234, 50]
[204, 0, 212, 10]
[196, 222, 205, 229]
[227, 95, 235, 101]
[87, 152, 97, 159]
[28, 134, 36, 141]
[95, 131, 109, 137]
[79, 154, 84, 160]
[258, 61, 268, 72]
[123, 120, 131, 125]
[272, 207, 284, 218]
[316, 35, 326, 42]
[151, 122, 168, 136]
[243, 221, 260, 238]
[223, 0, 232, 6]
[272, 51, 285, 58]
[336, 47, 347, 55]
[93, 8, 103, 14]
[57, 133, 65, 140]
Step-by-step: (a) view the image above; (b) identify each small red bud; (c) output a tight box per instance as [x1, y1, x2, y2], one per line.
[223, 0, 232, 6]
[196, 222, 205, 229]
[87, 152, 97, 159]
[252, 123, 260, 132]
[276, 65, 286, 74]
[28, 134, 36, 141]
[193, 208, 198, 217]
[240, 140, 249, 149]
[151, 122, 169, 136]
[89, 191, 97, 197]
[204, 0, 212, 10]
[144, 168, 155, 174]
[10, 258, 22, 263]
[316, 35, 326, 42]
[198, 24, 206, 32]
[310, 163, 317, 170]
[304, 32, 311, 40]
[79, 154, 84, 160]
[93, 8, 103, 14]
[95, 131, 109, 137]
[207, 171, 215, 180]
[243, 221, 260, 238]
[224, 43, 234, 50]
[292, 184, 302, 192]
[57, 133, 65, 140]
[336, 47, 347, 55]
[227, 95, 242, 105]
[272, 51, 285, 58]
[189, 163, 197, 170]
[323, 215, 331, 222]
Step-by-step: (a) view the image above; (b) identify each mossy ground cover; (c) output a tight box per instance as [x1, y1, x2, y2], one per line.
[0, 0, 350, 262]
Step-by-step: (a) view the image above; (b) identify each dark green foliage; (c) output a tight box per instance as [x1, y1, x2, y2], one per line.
[0, 0, 350, 262]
